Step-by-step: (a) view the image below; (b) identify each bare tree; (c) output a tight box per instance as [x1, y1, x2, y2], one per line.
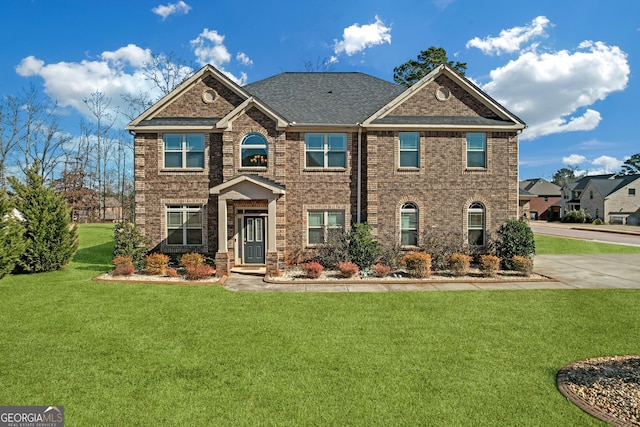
[0, 95, 23, 187]
[142, 52, 192, 96]
[302, 57, 336, 72]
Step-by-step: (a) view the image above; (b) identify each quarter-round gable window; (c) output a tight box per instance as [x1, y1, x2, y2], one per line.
[241, 133, 268, 167]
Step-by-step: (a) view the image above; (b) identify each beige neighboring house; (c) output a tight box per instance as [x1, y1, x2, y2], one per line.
[127, 63, 525, 275]
[580, 174, 640, 224]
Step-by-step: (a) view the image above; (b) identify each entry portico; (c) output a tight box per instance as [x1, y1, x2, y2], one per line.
[210, 174, 285, 275]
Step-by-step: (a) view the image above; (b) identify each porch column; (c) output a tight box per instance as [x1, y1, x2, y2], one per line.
[218, 198, 227, 252]
[267, 197, 276, 251]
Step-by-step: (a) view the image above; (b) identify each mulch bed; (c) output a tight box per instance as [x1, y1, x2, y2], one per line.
[557, 355, 640, 426]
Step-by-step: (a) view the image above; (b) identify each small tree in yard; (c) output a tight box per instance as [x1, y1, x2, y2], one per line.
[346, 222, 380, 270]
[0, 189, 25, 278]
[8, 162, 78, 273]
[494, 219, 535, 270]
[114, 221, 148, 269]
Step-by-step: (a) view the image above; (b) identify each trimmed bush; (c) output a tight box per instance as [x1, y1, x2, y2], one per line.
[8, 162, 78, 273]
[562, 209, 592, 224]
[184, 264, 216, 280]
[511, 256, 533, 276]
[592, 218, 604, 225]
[479, 255, 501, 277]
[114, 221, 148, 269]
[372, 263, 391, 278]
[401, 252, 432, 278]
[112, 256, 135, 276]
[494, 219, 535, 270]
[0, 189, 25, 279]
[145, 253, 169, 276]
[449, 253, 471, 277]
[180, 252, 206, 269]
[166, 268, 179, 278]
[346, 223, 380, 270]
[304, 261, 323, 279]
[338, 261, 359, 278]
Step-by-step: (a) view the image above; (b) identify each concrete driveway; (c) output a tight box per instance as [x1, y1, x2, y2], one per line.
[534, 254, 640, 289]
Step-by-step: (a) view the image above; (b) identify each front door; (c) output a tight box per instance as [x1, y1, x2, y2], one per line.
[243, 216, 265, 264]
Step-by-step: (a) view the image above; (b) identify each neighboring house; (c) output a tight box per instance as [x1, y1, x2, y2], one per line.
[127, 64, 525, 275]
[519, 178, 561, 220]
[559, 174, 614, 216]
[580, 174, 640, 224]
[518, 188, 535, 219]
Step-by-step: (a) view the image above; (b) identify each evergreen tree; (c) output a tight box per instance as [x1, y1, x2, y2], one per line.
[0, 189, 25, 278]
[8, 162, 78, 273]
[393, 46, 467, 87]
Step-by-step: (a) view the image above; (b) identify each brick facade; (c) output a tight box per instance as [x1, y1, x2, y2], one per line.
[130, 65, 523, 275]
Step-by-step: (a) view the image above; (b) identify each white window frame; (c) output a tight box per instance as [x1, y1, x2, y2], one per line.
[399, 132, 420, 168]
[305, 133, 347, 169]
[166, 205, 204, 246]
[400, 202, 418, 246]
[163, 134, 205, 169]
[467, 202, 486, 246]
[307, 210, 345, 245]
[240, 133, 268, 168]
[466, 133, 486, 169]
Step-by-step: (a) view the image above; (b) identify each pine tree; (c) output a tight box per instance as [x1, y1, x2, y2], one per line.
[0, 189, 25, 278]
[8, 162, 79, 273]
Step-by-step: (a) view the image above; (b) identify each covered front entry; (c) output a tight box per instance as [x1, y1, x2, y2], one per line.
[242, 216, 265, 264]
[210, 175, 285, 275]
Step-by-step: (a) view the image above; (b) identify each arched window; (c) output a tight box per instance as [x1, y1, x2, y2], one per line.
[468, 202, 485, 246]
[400, 202, 418, 246]
[241, 133, 268, 167]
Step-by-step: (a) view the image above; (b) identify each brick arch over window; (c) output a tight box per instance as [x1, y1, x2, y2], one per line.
[237, 127, 271, 169]
[395, 197, 424, 247]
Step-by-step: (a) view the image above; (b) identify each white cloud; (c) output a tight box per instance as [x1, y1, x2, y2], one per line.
[591, 155, 623, 172]
[333, 16, 391, 57]
[190, 29, 247, 85]
[467, 16, 551, 55]
[480, 40, 629, 140]
[236, 52, 253, 66]
[152, 1, 191, 20]
[563, 154, 587, 166]
[433, 0, 454, 10]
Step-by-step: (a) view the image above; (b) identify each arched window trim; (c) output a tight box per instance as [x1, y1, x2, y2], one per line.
[400, 202, 419, 247]
[241, 133, 268, 168]
[467, 202, 486, 246]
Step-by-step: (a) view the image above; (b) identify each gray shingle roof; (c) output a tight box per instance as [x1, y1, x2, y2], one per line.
[244, 72, 405, 125]
[371, 116, 514, 126]
[519, 178, 561, 196]
[590, 175, 640, 197]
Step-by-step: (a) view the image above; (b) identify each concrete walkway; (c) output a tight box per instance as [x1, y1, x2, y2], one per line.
[222, 253, 640, 292]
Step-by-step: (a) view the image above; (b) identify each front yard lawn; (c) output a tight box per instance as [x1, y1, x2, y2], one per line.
[0, 224, 637, 425]
[535, 233, 640, 254]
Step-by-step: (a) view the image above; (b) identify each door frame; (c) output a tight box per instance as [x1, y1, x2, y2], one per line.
[236, 211, 268, 265]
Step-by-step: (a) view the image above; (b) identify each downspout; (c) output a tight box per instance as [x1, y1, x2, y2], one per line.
[357, 124, 362, 223]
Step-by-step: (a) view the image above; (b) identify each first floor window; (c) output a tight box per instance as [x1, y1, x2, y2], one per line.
[468, 202, 485, 246]
[399, 133, 419, 168]
[466, 133, 486, 168]
[308, 210, 345, 244]
[400, 202, 418, 246]
[164, 134, 205, 169]
[167, 205, 203, 245]
[305, 133, 347, 168]
[241, 133, 268, 167]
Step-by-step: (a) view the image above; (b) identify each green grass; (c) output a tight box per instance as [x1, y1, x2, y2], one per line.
[1, 225, 638, 425]
[535, 233, 640, 254]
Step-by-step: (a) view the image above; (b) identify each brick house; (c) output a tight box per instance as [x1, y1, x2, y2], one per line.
[127, 64, 525, 275]
[519, 178, 561, 221]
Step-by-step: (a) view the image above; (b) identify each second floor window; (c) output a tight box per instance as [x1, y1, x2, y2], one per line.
[466, 133, 486, 168]
[399, 133, 419, 168]
[305, 133, 346, 168]
[241, 133, 268, 167]
[164, 134, 205, 169]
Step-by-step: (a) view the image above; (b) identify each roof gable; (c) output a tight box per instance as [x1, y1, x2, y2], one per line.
[363, 65, 525, 129]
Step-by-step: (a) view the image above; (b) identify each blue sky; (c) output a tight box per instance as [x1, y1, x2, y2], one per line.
[1, 0, 637, 180]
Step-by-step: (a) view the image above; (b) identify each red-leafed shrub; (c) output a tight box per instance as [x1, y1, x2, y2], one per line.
[303, 261, 323, 279]
[113, 264, 135, 276]
[145, 253, 170, 276]
[511, 256, 533, 276]
[479, 255, 501, 277]
[372, 263, 391, 278]
[338, 261, 359, 278]
[185, 264, 216, 280]
[166, 267, 179, 278]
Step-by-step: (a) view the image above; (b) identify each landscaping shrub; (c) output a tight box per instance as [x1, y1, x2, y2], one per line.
[420, 228, 468, 271]
[0, 189, 25, 279]
[338, 261, 359, 278]
[303, 261, 323, 279]
[184, 264, 216, 280]
[8, 162, 78, 273]
[372, 263, 391, 278]
[314, 229, 349, 269]
[145, 253, 170, 276]
[346, 222, 380, 270]
[511, 256, 533, 276]
[448, 253, 471, 277]
[179, 252, 206, 269]
[479, 255, 501, 277]
[592, 218, 604, 225]
[112, 256, 135, 276]
[166, 268, 179, 278]
[114, 221, 148, 269]
[562, 209, 592, 224]
[494, 219, 535, 270]
[401, 252, 431, 278]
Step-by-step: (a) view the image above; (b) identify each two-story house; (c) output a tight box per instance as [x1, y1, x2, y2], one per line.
[519, 178, 561, 221]
[127, 64, 525, 276]
[581, 174, 640, 223]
